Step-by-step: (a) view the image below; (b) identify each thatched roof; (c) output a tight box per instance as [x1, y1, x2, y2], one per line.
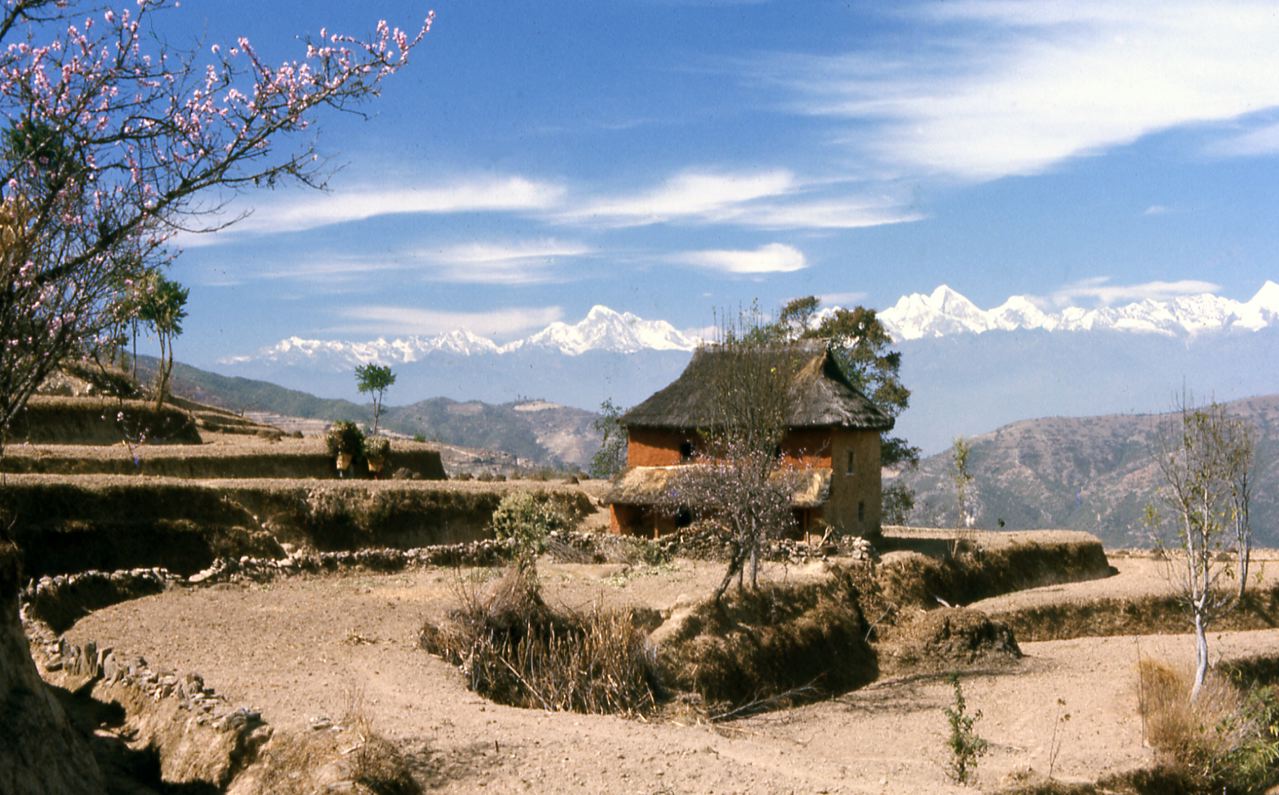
[621, 340, 893, 431]
[606, 465, 832, 509]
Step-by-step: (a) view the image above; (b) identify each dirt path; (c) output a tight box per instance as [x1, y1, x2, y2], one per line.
[63, 557, 1279, 793]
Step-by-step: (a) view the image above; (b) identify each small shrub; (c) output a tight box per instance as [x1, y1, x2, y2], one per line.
[488, 491, 577, 563]
[944, 673, 988, 785]
[412, 433, 426, 443]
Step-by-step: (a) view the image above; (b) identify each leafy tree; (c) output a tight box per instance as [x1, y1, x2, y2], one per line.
[1153, 399, 1256, 697]
[769, 296, 919, 468]
[590, 398, 628, 479]
[137, 274, 188, 411]
[0, 0, 431, 453]
[355, 363, 396, 434]
[952, 436, 974, 529]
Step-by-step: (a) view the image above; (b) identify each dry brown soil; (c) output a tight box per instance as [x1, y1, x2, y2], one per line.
[62, 551, 1279, 793]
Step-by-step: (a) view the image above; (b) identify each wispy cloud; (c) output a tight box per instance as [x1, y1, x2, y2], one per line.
[678, 242, 807, 274]
[414, 239, 593, 284]
[725, 198, 925, 230]
[1142, 204, 1171, 216]
[178, 176, 566, 246]
[768, 1, 1279, 180]
[558, 169, 921, 231]
[562, 169, 797, 227]
[332, 305, 564, 338]
[1050, 276, 1221, 307]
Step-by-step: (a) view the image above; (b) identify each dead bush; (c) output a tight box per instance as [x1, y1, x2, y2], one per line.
[1137, 658, 1279, 793]
[345, 695, 422, 795]
[419, 566, 661, 717]
[657, 565, 876, 715]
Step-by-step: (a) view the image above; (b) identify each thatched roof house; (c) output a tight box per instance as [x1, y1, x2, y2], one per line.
[607, 340, 893, 538]
[620, 340, 894, 432]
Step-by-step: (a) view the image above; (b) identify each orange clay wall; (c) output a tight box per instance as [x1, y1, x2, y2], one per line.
[626, 427, 696, 467]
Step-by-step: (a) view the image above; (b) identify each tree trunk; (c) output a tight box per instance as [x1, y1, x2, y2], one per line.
[1191, 610, 1209, 700]
[1237, 538, 1251, 601]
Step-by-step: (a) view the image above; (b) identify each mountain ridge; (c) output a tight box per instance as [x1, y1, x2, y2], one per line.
[901, 392, 1279, 548]
[224, 281, 1279, 369]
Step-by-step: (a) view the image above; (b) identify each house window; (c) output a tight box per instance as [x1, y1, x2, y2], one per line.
[858, 501, 866, 523]
[846, 450, 856, 476]
[679, 441, 694, 462]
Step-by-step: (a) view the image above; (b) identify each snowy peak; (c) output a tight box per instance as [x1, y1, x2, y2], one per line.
[224, 282, 1279, 370]
[520, 304, 696, 355]
[878, 284, 1278, 341]
[223, 305, 697, 368]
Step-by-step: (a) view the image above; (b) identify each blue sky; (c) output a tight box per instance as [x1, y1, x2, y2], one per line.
[165, 0, 1279, 366]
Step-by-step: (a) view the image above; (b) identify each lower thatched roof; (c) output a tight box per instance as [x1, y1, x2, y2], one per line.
[605, 465, 832, 509]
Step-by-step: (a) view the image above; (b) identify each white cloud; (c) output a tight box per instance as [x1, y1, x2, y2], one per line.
[678, 242, 807, 274]
[1142, 204, 1171, 216]
[415, 239, 594, 284]
[558, 169, 922, 231]
[724, 198, 925, 230]
[177, 176, 566, 245]
[332, 305, 564, 338]
[1050, 276, 1221, 306]
[564, 170, 797, 226]
[771, 1, 1279, 180]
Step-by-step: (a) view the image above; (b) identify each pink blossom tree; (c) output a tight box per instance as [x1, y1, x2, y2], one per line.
[0, 0, 432, 445]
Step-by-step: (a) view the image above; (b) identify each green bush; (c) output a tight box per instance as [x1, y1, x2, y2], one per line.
[488, 491, 577, 562]
[325, 421, 364, 457]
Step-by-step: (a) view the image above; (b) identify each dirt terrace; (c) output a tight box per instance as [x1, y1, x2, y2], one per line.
[61, 553, 1279, 793]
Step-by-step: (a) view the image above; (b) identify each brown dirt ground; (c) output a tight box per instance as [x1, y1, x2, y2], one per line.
[62, 552, 1279, 793]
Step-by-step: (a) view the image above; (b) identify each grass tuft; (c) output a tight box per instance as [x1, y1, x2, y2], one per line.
[419, 565, 661, 717]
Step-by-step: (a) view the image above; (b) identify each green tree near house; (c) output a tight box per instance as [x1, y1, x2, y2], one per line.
[138, 275, 189, 411]
[764, 296, 921, 521]
[590, 398, 628, 479]
[355, 363, 396, 435]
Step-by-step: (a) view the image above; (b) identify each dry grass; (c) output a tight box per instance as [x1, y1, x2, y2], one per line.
[243, 694, 422, 795]
[1137, 658, 1279, 793]
[419, 565, 661, 717]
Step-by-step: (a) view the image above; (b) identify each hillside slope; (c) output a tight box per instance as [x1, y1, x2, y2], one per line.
[903, 394, 1279, 547]
[145, 359, 602, 468]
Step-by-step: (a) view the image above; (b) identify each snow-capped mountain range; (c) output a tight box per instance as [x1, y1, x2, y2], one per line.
[879, 281, 1279, 341]
[225, 282, 1279, 367]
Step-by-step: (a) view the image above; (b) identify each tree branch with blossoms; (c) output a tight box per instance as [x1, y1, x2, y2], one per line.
[0, 0, 432, 444]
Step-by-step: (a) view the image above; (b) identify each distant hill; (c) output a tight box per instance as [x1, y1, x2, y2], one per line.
[902, 394, 1279, 548]
[141, 358, 602, 469]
